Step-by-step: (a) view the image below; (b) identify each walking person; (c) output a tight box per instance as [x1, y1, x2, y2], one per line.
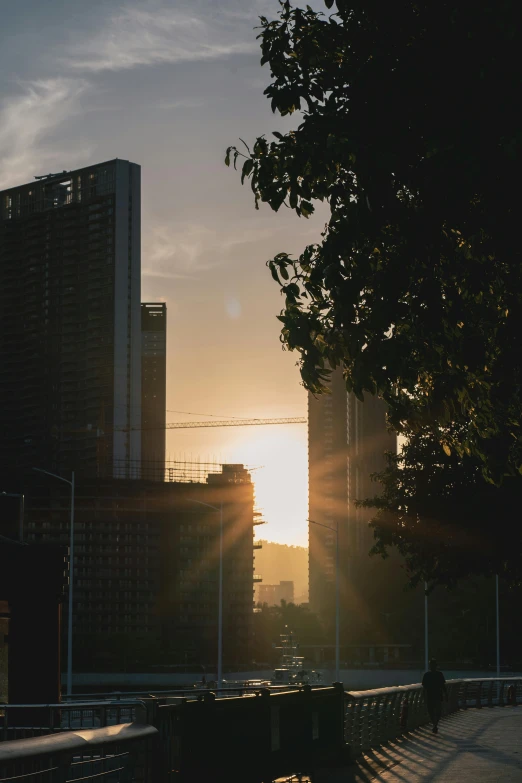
[422, 658, 447, 734]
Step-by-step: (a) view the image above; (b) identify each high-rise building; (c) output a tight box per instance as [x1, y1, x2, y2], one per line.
[21, 464, 255, 670]
[0, 159, 141, 481]
[141, 303, 167, 477]
[308, 369, 397, 643]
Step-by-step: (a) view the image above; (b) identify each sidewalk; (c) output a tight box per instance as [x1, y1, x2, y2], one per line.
[314, 708, 522, 782]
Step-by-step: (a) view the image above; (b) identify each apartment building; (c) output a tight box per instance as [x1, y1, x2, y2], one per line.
[258, 581, 295, 606]
[21, 465, 255, 670]
[308, 368, 398, 642]
[0, 160, 142, 481]
[140, 303, 167, 476]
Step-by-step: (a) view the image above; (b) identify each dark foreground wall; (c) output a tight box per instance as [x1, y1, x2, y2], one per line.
[0, 541, 67, 721]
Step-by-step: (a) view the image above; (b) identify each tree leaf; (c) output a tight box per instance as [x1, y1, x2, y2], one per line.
[279, 264, 290, 281]
[241, 159, 254, 184]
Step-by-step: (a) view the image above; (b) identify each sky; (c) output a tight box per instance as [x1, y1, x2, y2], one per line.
[0, 0, 329, 546]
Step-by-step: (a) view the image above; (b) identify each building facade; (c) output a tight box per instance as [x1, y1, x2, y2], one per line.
[308, 369, 398, 646]
[258, 581, 295, 606]
[20, 465, 255, 671]
[140, 303, 167, 477]
[0, 160, 142, 481]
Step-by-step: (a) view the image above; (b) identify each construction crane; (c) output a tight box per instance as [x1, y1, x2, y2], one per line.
[138, 417, 306, 431]
[55, 417, 306, 434]
[56, 416, 307, 475]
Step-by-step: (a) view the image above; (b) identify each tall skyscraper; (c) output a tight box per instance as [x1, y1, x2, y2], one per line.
[308, 369, 397, 643]
[0, 160, 142, 480]
[141, 303, 167, 477]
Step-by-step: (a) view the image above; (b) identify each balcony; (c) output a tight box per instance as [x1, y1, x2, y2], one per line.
[253, 512, 266, 527]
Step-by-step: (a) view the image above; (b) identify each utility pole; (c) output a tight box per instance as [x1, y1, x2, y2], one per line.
[189, 498, 224, 687]
[424, 582, 429, 673]
[496, 574, 500, 678]
[33, 468, 75, 697]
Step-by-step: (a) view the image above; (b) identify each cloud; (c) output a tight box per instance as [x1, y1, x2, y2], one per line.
[141, 216, 325, 283]
[154, 98, 204, 110]
[0, 78, 91, 191]
[141, 219, 297, 282]
[142, 222, 223, 280]
[63, 6, 259, 73]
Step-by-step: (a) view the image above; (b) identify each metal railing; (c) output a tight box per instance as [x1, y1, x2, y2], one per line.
[0, 700, 148, 742]
[345, 677, 522, 756]
[1, 686, 345, 783]
[67, 684, 301, 702]
[156, 683, 346, 782]
[2, 677, 520, 781]
[458, 677, 522, 708]
[0, 722, 158, 782]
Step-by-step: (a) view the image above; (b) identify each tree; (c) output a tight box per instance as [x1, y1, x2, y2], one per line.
[359, 428, 522, 590]
[226, 0, 522, 481]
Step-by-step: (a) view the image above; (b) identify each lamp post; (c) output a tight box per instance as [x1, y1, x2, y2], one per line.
[496, 574, 500, 678]
[188, 498, 223, 687]
[309, 519, 340, 683]
[0, 491, 24, 542]
[33, 468, 75, 698]
[424, 582, 429, 674]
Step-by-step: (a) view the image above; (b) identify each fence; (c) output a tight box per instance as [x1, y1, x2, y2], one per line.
[2, 677, 521, 782]
[0, 701, 148, 742]
[1, 686, 345, 783]
[155, 683, 346, 783]
[0, 722, 158, 782]
[344, 677, 522, 756]
[67, 684, 301, 702]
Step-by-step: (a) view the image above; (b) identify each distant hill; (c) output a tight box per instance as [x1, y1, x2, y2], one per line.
[254, 540, 308, 603]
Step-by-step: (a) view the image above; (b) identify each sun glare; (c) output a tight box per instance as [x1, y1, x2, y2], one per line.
[225, 425, 308, 547]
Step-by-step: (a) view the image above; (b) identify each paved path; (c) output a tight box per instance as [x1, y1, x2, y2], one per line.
[315, 708, 522, 783]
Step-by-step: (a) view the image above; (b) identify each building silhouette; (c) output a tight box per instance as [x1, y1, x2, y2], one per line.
[0, 159, 258, 675]
[0, 160, 142, 481]
[258, 581, 295, 606]
[308, 369, 398, 649]
[22, 465, 255, 671]
[140, 303, 167, 477]
[0, 540, 68, 711]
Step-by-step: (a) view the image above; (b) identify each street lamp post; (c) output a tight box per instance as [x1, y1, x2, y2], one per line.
[424, 581, 429, 674]
[496, 574, 500, 678]
[188, 498, 223, 687]
[33, 468, 75, 698]
[309, 519, 340, 683]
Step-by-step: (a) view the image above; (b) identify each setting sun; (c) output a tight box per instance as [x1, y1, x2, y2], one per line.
[225, 425, 309, 547]
[166, 422, 308, 547]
